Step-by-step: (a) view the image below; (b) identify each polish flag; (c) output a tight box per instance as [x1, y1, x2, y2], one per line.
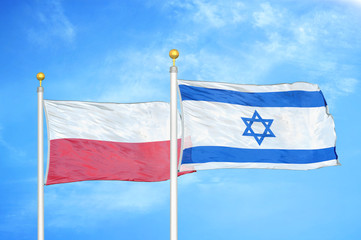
[44, 100, 190, 185]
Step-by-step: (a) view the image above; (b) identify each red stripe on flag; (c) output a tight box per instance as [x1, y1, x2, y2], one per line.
[46, 138, 192, 185]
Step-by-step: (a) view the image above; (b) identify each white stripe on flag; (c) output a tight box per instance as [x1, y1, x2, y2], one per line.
[44, 100, 181, 142]
[181, 101, 336, 150]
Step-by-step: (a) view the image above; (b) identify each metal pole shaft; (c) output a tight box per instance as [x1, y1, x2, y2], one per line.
[170, 65, 178, 240]
[37, 86, 44, 240]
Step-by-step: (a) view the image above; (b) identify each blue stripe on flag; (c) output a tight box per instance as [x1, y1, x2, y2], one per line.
[182, 146, 337, 164]
[179, 85, 327, 107]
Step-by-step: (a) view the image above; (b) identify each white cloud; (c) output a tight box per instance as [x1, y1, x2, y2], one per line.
[246, 3, 361, 94]
[43, 1, 359, 112]
[192, 0, 245, 27]
[333, 0, 361, 7]
[253, 2, 283, 28]
[321, 78, 359, 105]
[95, 47, 171, 103]
[293, 26, 316, 45]
[164, 0, 246, 28]
[89, 1, 359, 104]
[338, 78, 358, 93]
[172, 1, 359, 98]
[27, 0, 75, 45]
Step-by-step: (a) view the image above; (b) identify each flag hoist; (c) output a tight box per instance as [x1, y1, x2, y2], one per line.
[169, 49, 179, 240]
[37, 72, 45, 240]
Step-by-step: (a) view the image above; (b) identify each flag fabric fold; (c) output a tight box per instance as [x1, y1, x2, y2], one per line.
[178, 79, 338, 171]
[44, 100, 188, 185]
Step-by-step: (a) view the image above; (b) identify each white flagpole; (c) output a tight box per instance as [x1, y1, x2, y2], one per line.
[37, 72, 45, 240]
[169, 49, 179, 240]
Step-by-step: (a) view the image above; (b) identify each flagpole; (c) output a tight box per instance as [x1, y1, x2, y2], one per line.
[169, 49, 179, 240]
[37, 72, 45, 240]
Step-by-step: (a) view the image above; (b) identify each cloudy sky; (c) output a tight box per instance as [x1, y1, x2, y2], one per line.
[1, 0, 361, 239]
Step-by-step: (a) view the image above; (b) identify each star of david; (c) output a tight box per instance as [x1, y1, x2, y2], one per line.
[241, 110, 275, 145]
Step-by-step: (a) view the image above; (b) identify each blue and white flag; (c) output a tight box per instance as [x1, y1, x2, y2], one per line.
[178, 79, 338, 171]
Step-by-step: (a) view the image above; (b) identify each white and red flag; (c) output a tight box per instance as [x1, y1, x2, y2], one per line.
[44, 100, 189, 185]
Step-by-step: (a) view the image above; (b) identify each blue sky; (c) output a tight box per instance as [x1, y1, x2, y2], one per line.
[1, 0, 361, 239]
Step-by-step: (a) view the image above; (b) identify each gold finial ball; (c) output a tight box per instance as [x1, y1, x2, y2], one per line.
[169, 49, 179, 60]
[36, 72, 45, 81]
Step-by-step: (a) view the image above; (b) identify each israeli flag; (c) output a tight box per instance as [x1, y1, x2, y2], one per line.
[178, 79, 338, 171]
